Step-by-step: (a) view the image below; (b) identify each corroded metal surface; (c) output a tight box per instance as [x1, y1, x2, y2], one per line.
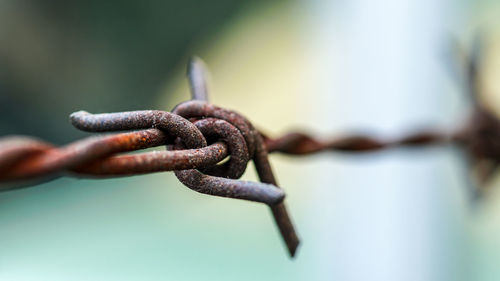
[1, 48, 499, 258]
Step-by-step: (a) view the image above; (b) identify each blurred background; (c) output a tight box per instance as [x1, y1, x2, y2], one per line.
[1, 0, 500, 280]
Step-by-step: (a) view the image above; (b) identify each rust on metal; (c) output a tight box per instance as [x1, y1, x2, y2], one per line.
[262, 131, 450, 154]
[69, 109, 285, 205]
[1, 129, 166, 181]
[1, 44, 499, 258]
[74, 142, 228, 176]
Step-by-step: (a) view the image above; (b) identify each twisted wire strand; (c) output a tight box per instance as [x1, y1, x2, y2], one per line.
[263, 130, 454, 155]
[0, 128, 454, 183]
[0, 129, 228, 183]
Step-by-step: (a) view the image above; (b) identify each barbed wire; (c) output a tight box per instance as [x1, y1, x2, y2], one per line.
[0, 57, 300, 257]
[1, 42, 499, 258]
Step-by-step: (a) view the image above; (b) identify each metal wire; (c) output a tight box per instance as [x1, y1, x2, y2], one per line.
[1, 47, 499, 258]
[263, 130, 452, 154]
[0, 57, 300, 257]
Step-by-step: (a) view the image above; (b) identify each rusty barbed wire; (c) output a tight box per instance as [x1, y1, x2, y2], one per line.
[0, 57, 299, 257]
[1, 40, 499, 257]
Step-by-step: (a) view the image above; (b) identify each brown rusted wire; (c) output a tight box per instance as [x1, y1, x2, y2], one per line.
[0, 57, 298, 257]
[0, 129, 230, 180]
[262, 130, 453, 154]
[1, 43, 499, 257]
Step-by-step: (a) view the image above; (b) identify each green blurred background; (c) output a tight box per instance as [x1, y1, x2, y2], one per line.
[1, 0, 500, 280]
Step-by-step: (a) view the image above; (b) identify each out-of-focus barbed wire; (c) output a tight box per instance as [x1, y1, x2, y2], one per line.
[1, 39, 499, 257]
[264, 37, 500, 188]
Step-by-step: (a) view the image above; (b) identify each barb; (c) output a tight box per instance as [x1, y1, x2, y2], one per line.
[185, 58, 300, 256]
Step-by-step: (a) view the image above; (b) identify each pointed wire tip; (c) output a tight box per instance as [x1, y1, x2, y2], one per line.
[187, 56, 210, 102]
[69, 110, 89, 120]
[187, 56, 206, 73]
[69, 110, 90, 128]
[289, 241, 299, 258]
